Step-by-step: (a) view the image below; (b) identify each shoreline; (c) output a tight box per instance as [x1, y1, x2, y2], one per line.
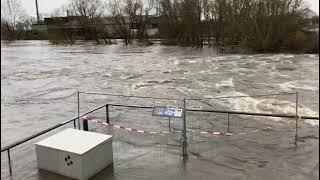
[1, 39, 319, 54]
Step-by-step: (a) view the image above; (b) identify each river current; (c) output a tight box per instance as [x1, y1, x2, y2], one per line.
[1, 40, 319, 180]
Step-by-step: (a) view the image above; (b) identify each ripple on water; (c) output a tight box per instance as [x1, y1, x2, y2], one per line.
[216, 78, 234, 89]
[278, 81, 318, 91]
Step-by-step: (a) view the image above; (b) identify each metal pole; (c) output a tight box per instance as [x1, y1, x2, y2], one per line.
[106, 104, 109, 123]
[182, 98, 187, 157]
[77, 91, 80, 130]
[227, 113, 230, 133]
[83, 118, 89, 131]
[169, 117, 171, 131]
[35, 0, 40, 24]
[295, 91, 299, 145]
[8, 149, 12, 175]
[73, 119, 76, 129]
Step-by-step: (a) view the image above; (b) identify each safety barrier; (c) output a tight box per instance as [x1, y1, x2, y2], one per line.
[82, 115, 282, 136]
[1, 90, 319, 176]
[82, 115, 232, 135]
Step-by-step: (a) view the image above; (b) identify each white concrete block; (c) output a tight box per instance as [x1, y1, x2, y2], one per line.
[35, 128, 113, 180]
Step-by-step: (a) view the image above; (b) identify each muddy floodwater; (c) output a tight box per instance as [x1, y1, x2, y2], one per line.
[1, 40, 319, 180]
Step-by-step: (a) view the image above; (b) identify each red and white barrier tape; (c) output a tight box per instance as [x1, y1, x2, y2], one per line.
[82, 115, 233, 136]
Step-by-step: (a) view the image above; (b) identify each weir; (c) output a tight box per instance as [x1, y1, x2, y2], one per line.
[1, 90, 319, 176]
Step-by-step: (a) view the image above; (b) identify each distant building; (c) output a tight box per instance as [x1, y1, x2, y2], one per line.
[31, 15, 162, 40]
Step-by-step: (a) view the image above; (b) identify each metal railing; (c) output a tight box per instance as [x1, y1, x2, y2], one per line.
[1, 90, 319, 176]
[0, 102, 108, 176]
[77, 91, 319, 150]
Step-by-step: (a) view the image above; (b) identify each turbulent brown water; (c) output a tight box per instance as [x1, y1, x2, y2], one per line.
[1, 40, 319, 180]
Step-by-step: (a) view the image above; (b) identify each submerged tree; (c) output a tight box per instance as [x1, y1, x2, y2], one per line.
[109, 0, 133, 45]
[157, 0, 314, 51]
[70, 0, 108, 44]
[109, 0, 155, 45]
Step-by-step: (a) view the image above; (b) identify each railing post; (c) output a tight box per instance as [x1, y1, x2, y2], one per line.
[295, 91, 299, 145]
[8, 149, 12, 175]
[182, 98, 187, 157]
[106, 104, 109, 123]
[83, 118, 89, 131]
[227, 113, 230, 133]
[77, 91, 80, 130]
[169, 117, 171, 131]
[73, 119, 76, 129]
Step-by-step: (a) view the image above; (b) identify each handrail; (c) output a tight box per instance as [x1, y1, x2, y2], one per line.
[107, 103, 319, 120]
[186, 109, 319, 120]
[186, 92, 297, 100]
[1, 118, 77, 152]
[1, 103, 107, 152]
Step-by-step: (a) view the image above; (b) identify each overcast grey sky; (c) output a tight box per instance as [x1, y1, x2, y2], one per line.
[1, 0, 319, 17]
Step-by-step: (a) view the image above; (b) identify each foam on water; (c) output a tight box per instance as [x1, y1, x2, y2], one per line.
[130, 82, 150, 91]
[217, 91, 319, 125]
[216, 78, 234, 89]
[307, 54, 317, 58]
[196, 81, 213, 88]
[212, 56, 226, 61]
[305, 119, 319, 126]
[188, 60, 199, 64]
[120, 74, 143, 80]
[279, 81, 318, 91]
[283, 55, 295, 58]
[176, 87, 198, 94]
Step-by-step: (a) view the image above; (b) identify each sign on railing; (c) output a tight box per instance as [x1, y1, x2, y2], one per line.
[152, 106, 184, 118]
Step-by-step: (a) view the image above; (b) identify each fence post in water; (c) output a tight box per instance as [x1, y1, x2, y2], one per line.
[77, 91, 80, 130]
[182, 98, 187, 157]
[83, 118, 89, 131]
[227, 113, 230, 133]
[295, 91, 299, 145]
[169, 117, 171, 131]
[106, 104, 109, 123]
[8, 149, 12, 175]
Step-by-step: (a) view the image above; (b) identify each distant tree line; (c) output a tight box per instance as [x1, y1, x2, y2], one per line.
[158, 0, 318, 52]
[1, 0, 319, 53]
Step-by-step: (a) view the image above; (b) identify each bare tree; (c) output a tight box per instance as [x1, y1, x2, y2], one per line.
[70, 0, 107, 44]
[131, 0, 155, 40]
[157, 0, 312, 51]
[1, 0, 26, 40]
[159, 0, 204, 46]
[159, 0, 182, 43]
[109, 0, 133, 45]
[109, 0, 156, 45]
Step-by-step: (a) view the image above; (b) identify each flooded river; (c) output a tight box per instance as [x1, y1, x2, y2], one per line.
[1, 40, 319, 180]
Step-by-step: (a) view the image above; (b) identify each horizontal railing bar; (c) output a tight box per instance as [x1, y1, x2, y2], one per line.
[79, 103, 108, 117]
[79, 91, 183, 101]
[187, 109, 319, 120]
[1, 118, 77, 152]
[107, 103, 319, 120]
[110, 103, 154, 109]
[1, 104, 108, 152]
[187, 92, 297, 100]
